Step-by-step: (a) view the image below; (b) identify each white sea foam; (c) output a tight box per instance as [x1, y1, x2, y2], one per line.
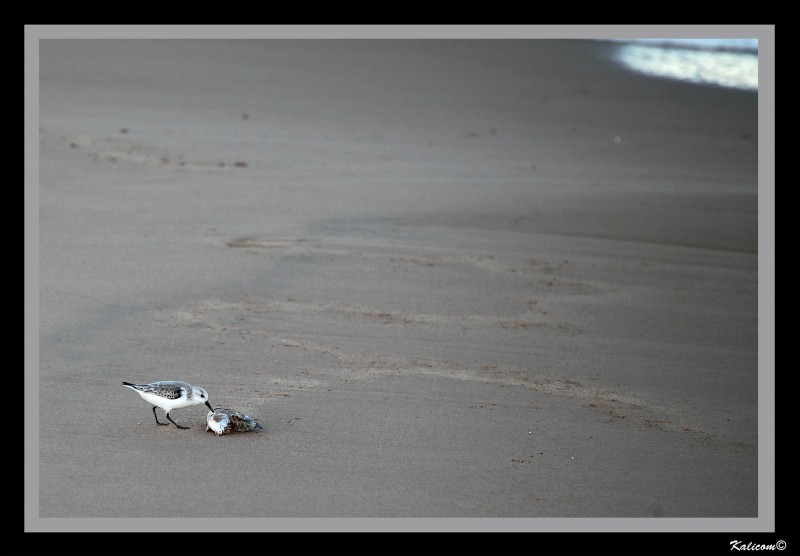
[610, 38, 758, 91]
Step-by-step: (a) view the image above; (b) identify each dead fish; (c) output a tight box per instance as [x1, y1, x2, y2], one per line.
[206, 408, 264, 436]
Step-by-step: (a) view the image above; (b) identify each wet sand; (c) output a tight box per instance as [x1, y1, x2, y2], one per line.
[36, 39, 758, 524]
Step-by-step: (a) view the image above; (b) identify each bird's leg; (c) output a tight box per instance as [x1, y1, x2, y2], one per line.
[152, 406, 168, 426]
[166, 412, 190, 430]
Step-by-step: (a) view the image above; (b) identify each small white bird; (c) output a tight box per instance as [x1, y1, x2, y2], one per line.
[122, 380, 214, 429]
[206, 408, 264, 436]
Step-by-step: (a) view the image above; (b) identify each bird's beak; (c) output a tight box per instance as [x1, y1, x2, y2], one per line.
[205, 401, 214, 412]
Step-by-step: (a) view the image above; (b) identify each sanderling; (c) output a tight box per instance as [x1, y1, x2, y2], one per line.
[122, 380, 214, 429]
[206, 408, 264, 436]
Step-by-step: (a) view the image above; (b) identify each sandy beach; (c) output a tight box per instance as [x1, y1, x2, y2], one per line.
[36, 39, 758, 523]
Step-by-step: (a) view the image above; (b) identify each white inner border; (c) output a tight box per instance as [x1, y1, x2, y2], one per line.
[25, 24, 775, 533]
